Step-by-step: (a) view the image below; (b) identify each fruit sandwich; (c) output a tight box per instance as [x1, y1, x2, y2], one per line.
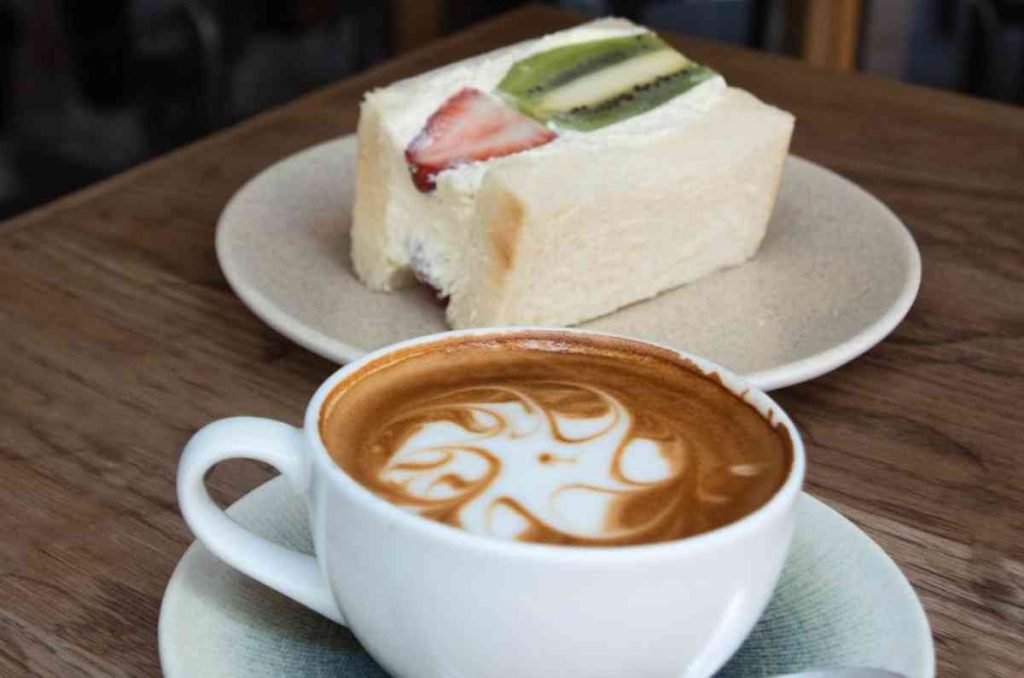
[351, 18, 794, 328]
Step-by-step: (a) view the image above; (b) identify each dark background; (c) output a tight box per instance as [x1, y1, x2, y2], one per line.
[0, 0, 1020, 221]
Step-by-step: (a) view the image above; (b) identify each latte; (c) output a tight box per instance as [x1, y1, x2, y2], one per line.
[320, 333, 792, 546]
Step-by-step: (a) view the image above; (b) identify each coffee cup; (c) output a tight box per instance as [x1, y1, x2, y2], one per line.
[177, 328, 805, 677]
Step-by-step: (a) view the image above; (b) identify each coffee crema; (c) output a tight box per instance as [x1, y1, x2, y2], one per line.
[320, 333, 792, 547]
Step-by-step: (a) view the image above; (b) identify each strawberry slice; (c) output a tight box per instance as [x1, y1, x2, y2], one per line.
[405, 87, 557, 192]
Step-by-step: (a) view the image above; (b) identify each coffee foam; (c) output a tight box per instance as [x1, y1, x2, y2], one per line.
[321, 333, 792, 546]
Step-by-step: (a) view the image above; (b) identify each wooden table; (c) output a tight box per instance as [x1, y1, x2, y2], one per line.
[1, 6, 1021, 676]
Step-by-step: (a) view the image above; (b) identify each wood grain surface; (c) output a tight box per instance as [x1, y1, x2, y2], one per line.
[1, 5, 1021, 676]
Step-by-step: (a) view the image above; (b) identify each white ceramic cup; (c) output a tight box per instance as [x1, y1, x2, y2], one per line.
[178, 328, 805, 678]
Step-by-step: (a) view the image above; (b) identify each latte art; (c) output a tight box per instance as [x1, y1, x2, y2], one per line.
[321, 333, 792, 546]
[377, 383, 695, 541]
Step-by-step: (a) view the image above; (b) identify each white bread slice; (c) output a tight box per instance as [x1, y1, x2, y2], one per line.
[351, 19, 794, 328]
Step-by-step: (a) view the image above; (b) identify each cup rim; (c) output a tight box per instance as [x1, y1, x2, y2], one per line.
[303, 327, 806, 562]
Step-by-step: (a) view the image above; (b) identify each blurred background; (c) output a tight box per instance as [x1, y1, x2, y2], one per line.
[0, 0, 1020, 220]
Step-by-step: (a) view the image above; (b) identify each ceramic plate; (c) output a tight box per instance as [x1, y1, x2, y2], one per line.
[159, 477, 933, 678]
[216, 136, 920, 391]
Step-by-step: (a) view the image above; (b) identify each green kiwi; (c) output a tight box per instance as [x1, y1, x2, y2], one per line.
[498, 33, 667, 103]
[497, 32, 716, 132]
[548, 66, 715, 131]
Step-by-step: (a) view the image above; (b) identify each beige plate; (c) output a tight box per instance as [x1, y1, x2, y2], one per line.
[216, 136, 920, 390]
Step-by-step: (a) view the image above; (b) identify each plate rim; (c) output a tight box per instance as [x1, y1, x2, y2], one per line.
[158, 479, 934, 678]
[745, 157, 921, 390]
[215, 136, 921, 391]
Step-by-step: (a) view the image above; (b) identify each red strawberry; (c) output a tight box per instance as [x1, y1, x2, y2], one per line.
[405, 87, 557, 192]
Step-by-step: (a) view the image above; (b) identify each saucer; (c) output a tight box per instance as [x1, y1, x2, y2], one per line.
[159, 477, 934, 677]
[215, 136, 921, 391]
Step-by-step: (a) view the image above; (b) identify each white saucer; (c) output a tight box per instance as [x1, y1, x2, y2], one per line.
[215, 136, 920, 391]
[159, 477, 933, 677]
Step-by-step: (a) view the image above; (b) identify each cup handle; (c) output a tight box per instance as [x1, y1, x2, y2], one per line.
[177, 417, 345, 624]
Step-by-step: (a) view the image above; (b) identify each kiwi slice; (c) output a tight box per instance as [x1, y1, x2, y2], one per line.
[549, 66, 715, 131]
[498, 32, 716, 131]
